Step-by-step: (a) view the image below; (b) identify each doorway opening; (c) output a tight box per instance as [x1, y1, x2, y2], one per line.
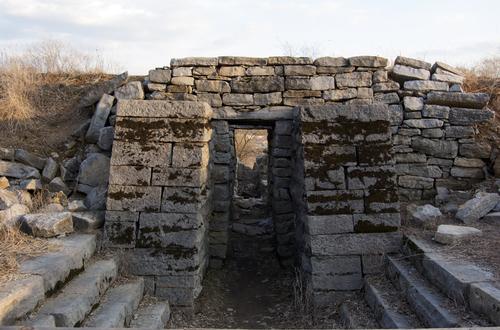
[230, 128, 274, 259]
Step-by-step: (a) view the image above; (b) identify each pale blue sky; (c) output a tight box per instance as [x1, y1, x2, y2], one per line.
[0, 0, 498, 74]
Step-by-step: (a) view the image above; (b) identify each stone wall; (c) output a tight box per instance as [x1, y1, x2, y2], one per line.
[104, 55, 495, 308]
[292, 103, 401, 306]
[104, 100, 212, 307]
[144, 55, 494, 200]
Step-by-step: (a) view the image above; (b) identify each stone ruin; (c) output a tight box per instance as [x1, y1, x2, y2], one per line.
[102, 56, 494, 308]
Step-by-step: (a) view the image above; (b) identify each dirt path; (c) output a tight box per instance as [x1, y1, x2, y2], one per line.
[170, 253, 340, 329]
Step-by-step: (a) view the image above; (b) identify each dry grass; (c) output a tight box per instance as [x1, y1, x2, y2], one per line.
[0, 224, 58, 282]
[460, 56, 500, 146]
[0, 40, 117, 154]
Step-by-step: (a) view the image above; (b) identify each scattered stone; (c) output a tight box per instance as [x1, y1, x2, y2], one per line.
[483, 212, 500, 224]
[39, 203, 65, 213]
[78, 72, 127, 108]
[0, 177, 9, 189]
[61, 157, 82, 182]
[408, 204, 442, 226]
[0, 147, 14, 161]
[0, 203, 30, 228]
[456, 192, 500, 224]
[20, 212, 73, 238]
[0, 189, 19, 210]
[434, 224, 481, 245]
[85, 186, 107, 210]
[97, 127, 114, 151]
[14, 149, 46, 170]
[20, 179, 43, 191]
[86, 94, 115, 143]
[78, 153, 110, 187]
[114, 81, 145, 100]
[48, 177, 70, 195]
[42, 157, 58, 182]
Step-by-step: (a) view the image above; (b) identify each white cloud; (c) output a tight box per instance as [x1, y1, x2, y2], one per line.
[0, 0, 498, 74]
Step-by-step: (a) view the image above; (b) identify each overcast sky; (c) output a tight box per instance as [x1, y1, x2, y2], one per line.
[0, 0, 499, 74]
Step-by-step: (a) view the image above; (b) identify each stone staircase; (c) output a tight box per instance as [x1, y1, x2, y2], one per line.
[341, 235, 498, 328]
[0, 233, 170, 328]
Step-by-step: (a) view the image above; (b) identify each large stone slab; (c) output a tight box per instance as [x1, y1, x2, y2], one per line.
[348, 56, 388, 68]
[426, 92, 490, 109]
[111, 141, 171, 167]
[448, 107, 494, 125]
[14, 149, 46, 170]
[0, 276, 45, 325]
[107, 185, 162, 212]
[391, 64, 430, 81]
[230, 76, 284, 93]
[456, 192, 500, 224]
[171, 57, 218, 67]
[403, 80, 448, 92]
[394, 56, 432, 70]
[336, 72, 372, 87]
[411, 137, 458, 159]
[114, 81, 144, 100]
[307, 232, 402, 256]
[469, 282, 500, 325]
[117, 100, 212, 118]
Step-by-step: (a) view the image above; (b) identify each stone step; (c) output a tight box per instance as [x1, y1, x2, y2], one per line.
[83, 277, 144, 328]
[19, 234, 96, 294]
[30, 258, 118, 327]
[364, 276, 423, 329]
[129, 301, 171, 329]
[0, 234, 96, 326]
[403, 235, 495, 305]
[387, 257, 477, 328]
[338, 297, 379, 329]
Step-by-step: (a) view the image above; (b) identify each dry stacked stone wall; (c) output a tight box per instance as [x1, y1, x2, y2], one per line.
[104, 100, 212, 306]
[105, 55, 494, 308]
[292, 103, 401, 306]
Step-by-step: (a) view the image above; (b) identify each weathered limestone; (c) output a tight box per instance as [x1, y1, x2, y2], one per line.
[456, 192, 500, 224]
[434, 224, 482, 244]
[86, 94, 115, 143]
[20, 212, 73, 238]
[426, 92, 490, 109]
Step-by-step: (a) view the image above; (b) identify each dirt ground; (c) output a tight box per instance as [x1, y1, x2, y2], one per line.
[169, 253, 340, 329]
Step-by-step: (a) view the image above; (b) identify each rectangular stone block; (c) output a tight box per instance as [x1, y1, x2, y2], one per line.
[306, 190, 364, 215]
[284, 65, 316, 76]
[172, 143, 209, 168]
[138, 214, 204, 249]
[267, 56, 313, 65]
[109, 165, 151, 186]
[107, 185, 162, 212]
[336, 72, 372, 87]
[353, 213, 400, 233]
[245, 66, 275, 76]
[222, 93, 253, 106]
[303, 144, 357, 166]
[195, 80, 230, 93]
[307, 232, 402, 256]
[115, 117, 211, 142]
[127, 248, 205, 276]
[218, 56, 267, 66]
[152, 167, 207, 187]
[218, 66, 245, 77]
[230, 76, 284, 93]
[254, 92, 282, 105]
[305, 166, 346, 190]
[170, 57, 218, 67]
[323, 88, 357, 101]
[105, 210, 140, 223]
[111, 141, 171, 167]
[347, 166, 396, 190]
[104, 220, 136, 248]
[364, 189, 400, 214]
[305, 255, 361, 274]
[161, 187, 207, 214]
[357, 142, 392, 166]
[117, 100, 212, 118]
[306, 214, 354, 235]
